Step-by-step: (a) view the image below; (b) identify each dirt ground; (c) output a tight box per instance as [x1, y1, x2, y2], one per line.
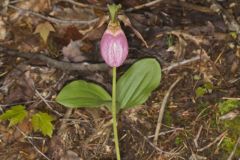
[0, 0, 240, 160]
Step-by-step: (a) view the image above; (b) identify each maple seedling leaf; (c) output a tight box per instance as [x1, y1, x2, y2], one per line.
[0, 105, 28, 127]
[31, 112, 54, 137]
[34, 21, 55, 44]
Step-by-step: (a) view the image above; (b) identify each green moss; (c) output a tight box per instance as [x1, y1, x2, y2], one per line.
[221, 136, 240, 158]
[218, 100, 240, 115]
[164, 110, 172, 126]
[203, 82, 213, 90]
[195, 87, 207, 97]
[221, 137, 235, 152]
[216, 100, 240, 158]
[175, 136, 183, 146]
[220, 117, 240, 157]
[222, 117, 240, 136]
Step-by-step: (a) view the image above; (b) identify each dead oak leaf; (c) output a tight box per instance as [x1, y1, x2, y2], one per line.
[34, 21, 55, 43]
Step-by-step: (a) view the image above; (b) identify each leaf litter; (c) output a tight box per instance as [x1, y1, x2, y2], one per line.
[0, 0, 240, 160]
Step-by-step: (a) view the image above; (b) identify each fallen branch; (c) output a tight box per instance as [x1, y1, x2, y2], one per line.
[0, 45, 206, 73]
[8, 5, 99, 25]
[0, 45, 108, 72]
[153, 77, 182, 145]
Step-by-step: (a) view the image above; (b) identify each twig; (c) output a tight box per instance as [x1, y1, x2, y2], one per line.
[227, 136, 240, 160]
[163, 55, 204, 72]
[168, 1, 214, 14]
[125, 0, 213, 14]
[0, 45, 108, 72]
[194, 125, 203, 149]
[222, 97, 240, 101]
[148, 128, 184, 138]
[125, 0, 164, 12]
[197, 131, 227, 152]
[58, 0, 106, 10]
[35, 90, 63, 117]
[16, 127, 51, 160]
[8, 5, 99, 25]
[153, 77, 182, 145]
[58, 0, 91, 8]
[9, 0, 25, 4]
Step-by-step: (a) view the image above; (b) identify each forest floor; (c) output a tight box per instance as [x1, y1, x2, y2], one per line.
[0, 0, 240, 160]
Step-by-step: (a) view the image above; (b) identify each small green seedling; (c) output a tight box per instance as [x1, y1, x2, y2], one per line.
[0, 105, 54, 137]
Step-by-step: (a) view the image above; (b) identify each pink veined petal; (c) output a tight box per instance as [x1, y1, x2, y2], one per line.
[100, 26, 128, 67]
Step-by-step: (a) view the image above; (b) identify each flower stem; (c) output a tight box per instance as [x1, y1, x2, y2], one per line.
[112, 66, 121, 160]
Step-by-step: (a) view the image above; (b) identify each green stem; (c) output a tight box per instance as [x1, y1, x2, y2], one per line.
[112, 67, 121, 160]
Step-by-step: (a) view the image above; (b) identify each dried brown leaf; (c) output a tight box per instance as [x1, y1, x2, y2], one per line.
[10, 0, 51, 21]
[118, 14, 148, 48]
[34, 21, 55, 43]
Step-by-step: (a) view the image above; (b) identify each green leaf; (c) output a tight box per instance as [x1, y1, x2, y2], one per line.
[56, 80, 111, 108]
[204, 82, 213, 90]
[195, 87, 207, 97]
[34, 22, 55, 44]
[193, 75, 201, 80]
[229, 31, 237, 39]
[31, 112, 54, 137]
[0, 105, 27, 127]
[221, 137, 235, 153]
[117, 58, 161, 110]
[218, 100, 240, 115]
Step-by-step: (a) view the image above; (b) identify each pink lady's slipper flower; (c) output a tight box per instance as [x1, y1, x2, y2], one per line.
[100, 22, 128, 67]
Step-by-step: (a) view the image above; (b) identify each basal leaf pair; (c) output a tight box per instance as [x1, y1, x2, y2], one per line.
[56, 58, 162, 112]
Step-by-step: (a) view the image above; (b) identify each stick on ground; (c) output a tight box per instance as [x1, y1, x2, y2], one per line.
[153, 77, 182, 145]
[0, 45, 108, 72]
[8, 5, 99, 26]
[0, 45, 206, 73]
